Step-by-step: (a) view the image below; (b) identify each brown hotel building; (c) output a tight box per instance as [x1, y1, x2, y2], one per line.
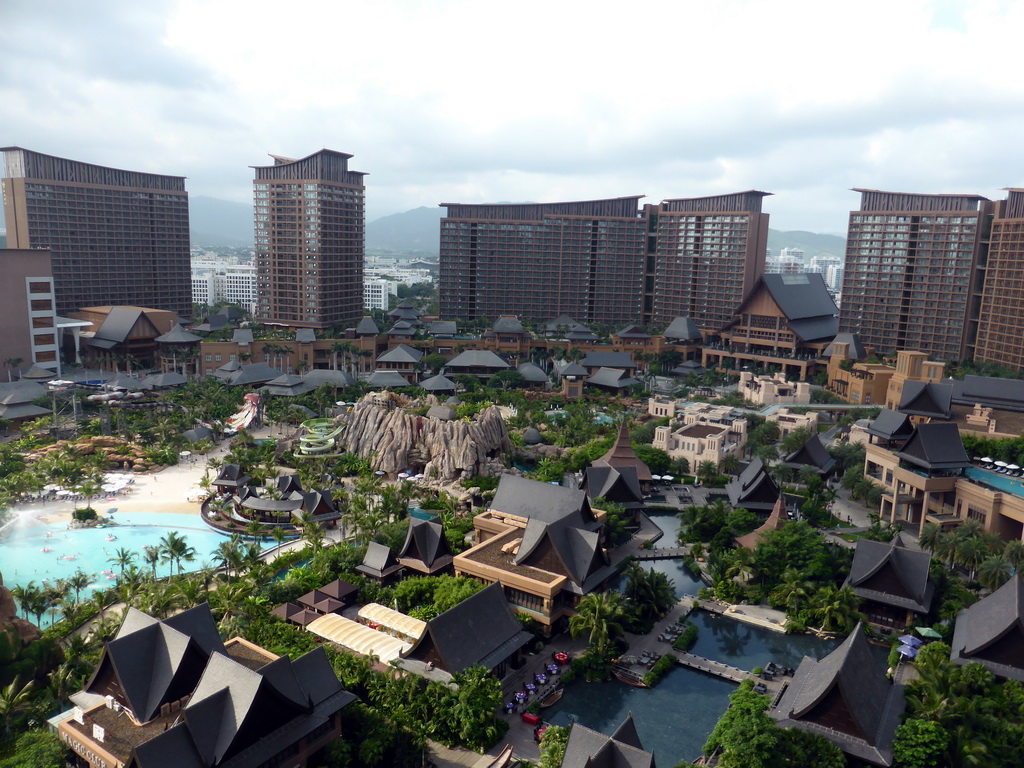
[645, 191, 770, 333]
[439, 197, 647, 325]
[838, 188, 995, 362]
[974, 189, 1024, 372]
[253, 150, 365, 329]
[1, 147, 191, 316]
[439, 192, 770, 332]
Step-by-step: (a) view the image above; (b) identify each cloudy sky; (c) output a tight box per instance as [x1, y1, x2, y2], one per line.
[2, 0, 1022, 233]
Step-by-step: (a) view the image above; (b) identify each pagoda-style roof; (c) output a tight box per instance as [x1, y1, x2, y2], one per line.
[594, 423, 653, 485]
[367, 370, 410, 388]
[557, 361, 589, 378]
[420, 374, 457, 393]
[514, 515, 614, 594]
[894, 423, 970, 471]
[735, 497, 790, 549]
[844, 536, 934, 615]
[561, 713, 654, 768]
[726, 458, 780, 513]
[155, 324, 201, 344]
[397, 517, 453, 575]
[663, 316, 702, 342]
[492, 316, 525, 334]
[260, 374, 315, 397]
[213, 464, 251, 488]
[387, 320, 417, 337]
[782, 433, 837, 475]
[270, 602, 321, 627]
[950, 575, 1024, 681]
[582, 465, 644, 508]
[824, 332, 869, 360]
[771, 626, 905, 766]
[565, 324, 599, 342]
[406, 583, 532, 675]
[376, 344, 423, 365]
[355, 316, 380, 335]
[587, 367, 640, 389]
[356, 542, 403, 581]
[615, 324, 650, 339]
[898, 380, 953, 419]
[750, 273, 839, 342]
[866, 409, 915, 443]
[543, 314, 578, 334]
[388, 300, 422, 324]
[298, 580, 358, 615]
[445, 349, 510, 370]
[224, 362, 282, 387]
[490, 475, 598, 530]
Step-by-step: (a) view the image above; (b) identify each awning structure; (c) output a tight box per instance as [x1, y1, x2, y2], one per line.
[306, 614, 412, 662]
[357, 603, 428, 643]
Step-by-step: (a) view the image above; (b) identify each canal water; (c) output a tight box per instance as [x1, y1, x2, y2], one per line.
[545, 513, 888, 764]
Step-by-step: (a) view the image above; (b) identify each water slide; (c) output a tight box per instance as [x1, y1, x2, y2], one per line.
[225, 393, 261, 432]
[296, 418, 345, 456]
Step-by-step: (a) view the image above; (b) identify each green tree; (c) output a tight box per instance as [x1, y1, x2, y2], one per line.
[893, 719, 951, 768]
[0, 677, 35, 738]
[159, 531, 196, 579]
[569, 591, 625, 657]
[810, 585, 863, 633]
[0, 728, 69, 768]
[450, 666, 504, 752]
[978, 554, 1012, 592]
[538, 724, 570, 768]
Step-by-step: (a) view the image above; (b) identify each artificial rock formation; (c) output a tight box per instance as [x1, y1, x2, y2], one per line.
[0, 570, 42, 649]
[335, 394, 510, 481]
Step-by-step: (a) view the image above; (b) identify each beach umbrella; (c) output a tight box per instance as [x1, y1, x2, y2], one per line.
[1010, 465, 1020, 471]
[916, 626, 943, 639]
[898, 634, 922, 647]
[996, 461, 1008, 468]
[897, 644, 918, 658]
[981, 457, 993, 463]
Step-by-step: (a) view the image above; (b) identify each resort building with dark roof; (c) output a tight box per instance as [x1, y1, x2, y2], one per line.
[844, 535, 934, 630]
[57, 604, 355, 768]
[404, 582, 532, 678]
[560, 712, 654, 768]
[771, 625, 905, 766]
[594, 423, 653, 491]
[454, 475, 613, 634]
[950, 575, 1024, 682]
[356, 541, 403, 583]
[397, 517, 454, 575]
[726, 458, 781, 515]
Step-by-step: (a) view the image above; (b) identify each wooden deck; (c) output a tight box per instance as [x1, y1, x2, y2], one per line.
[635, 547, 688, 560]
[675, 652, 754, 684]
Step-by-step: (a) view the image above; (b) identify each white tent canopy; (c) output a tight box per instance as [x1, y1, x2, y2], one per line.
[306, 614, 411, 662]
[357, 603, 427, 643]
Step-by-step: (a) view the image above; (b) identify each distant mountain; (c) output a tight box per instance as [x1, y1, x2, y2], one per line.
[189, 195, 254, 247]
[366, 206, 443, 255]
[768, 230, 846, 260]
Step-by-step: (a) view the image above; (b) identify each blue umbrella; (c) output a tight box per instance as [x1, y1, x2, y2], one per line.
[898, 644, 918, 658]
[898, 634, 922, 647]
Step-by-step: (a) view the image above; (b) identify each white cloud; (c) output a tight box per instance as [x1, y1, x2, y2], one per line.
[1, 0, 1022, 232]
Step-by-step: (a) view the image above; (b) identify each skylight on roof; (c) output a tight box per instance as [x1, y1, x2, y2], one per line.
[780, 274, 809, 284]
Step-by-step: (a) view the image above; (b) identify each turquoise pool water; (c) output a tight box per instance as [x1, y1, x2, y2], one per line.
[965, 467, 1024, 497]
[409, 507, 439, 521]
[0, 511, 267, 597]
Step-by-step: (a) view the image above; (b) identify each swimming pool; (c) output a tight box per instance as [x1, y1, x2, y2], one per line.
[0, 511, 268, 598]
[965, 467, 1024, 497]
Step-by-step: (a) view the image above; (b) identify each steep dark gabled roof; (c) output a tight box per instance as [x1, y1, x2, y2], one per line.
[866, 409, 915, 442]
[587, 367, 640, 389]
[583, 465, 644, 507]
[895, 423, 970, 471]
[824, 332, 869, 360]
[565, 324, 599, 342]
[771, 626, 904, 766]
[388, 300, 421, 324]
[899, 380, 953, 419]
[376, 343, 423, 364]
[493, 316, 525, 334]
[398, 517, 453, 571]
[663, 316, 702, 341]
[86, 605, 226, 723]
[232, 328, 254, 345]
[367, 370, 410, 388]
[845, 538, 934, 614]
[759, 273, 839, 320]
[410, 583, 532, 674]
[155, 324, 201, 344]
[615, 324, 650, 339]
[94, 307, 146, 342]
[356, 541, 403, 580]
[561, 715, 655, 768]
[355, 316, 380, 335]
[783, 433, 837, 474]
[420, 374, 457, 392]
[736, 497, 789, 550]
[446, 349, 510, 369]
[387, 320, 417, 336]
[490, 474, 597, 529]
[517, 362, 549, 382]
[213, 464, 251, 488]
[514, 516, 612, 593]
[595, 423, 653, 484]
[726, 458, 780, 512]
[558, 361, 589, 377]
[950, 575, 1024, 681]
[581, 351, 635, 370]
[952, 375, 1024, 413]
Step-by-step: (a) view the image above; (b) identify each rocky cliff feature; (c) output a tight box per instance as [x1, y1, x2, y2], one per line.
[0, 571, 43, 648]
[335, 394, 511, 481]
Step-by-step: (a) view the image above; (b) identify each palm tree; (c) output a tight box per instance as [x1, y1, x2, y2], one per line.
[696, 460, 718, 486]
[935, 533, 959, 569]
[978, 554, 1012, 591]
[811, 585, 863, 633]
[569, 591, 626, 657]
[1004, 539, 1024, 573]
[0, 677, 35, 738]
[159, 531, 197, 579]
[956, 536, 988, 581]
[213, 536, 244, 578]
[718, 454, 741, 476]
[66, 569, 92, 604]
[918, 522, 943, 555]
[142, 546, 161, 579]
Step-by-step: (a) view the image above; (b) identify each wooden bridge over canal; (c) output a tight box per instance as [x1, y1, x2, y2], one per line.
[635, 547, 688, 560]
[674, 652, 755, 684]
